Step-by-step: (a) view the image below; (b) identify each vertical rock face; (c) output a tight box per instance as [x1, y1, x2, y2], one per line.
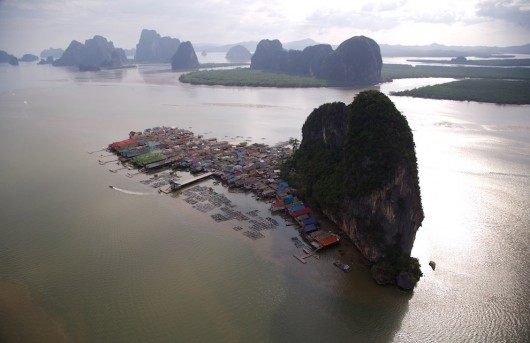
[250, 39, 284, 70]
[301, 44, 334, 77]
[52, 40, 84, 66]
[134, 29, 180, 63]
[319, 36, 382, 86]
[250, 36, 382, 86]
[285, 91, 424, 285]
[53, 35, 126, 68]
[171, 41, 199, 70]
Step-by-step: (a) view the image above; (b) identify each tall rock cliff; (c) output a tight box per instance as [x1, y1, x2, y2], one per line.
[319, 36, 382, 86]
[284, 90, 424, 288]
[134, 29, 180, 63]
[250, 39, 284, 71]
[250, 36, 382, 86]
[171, 41, 199, 70]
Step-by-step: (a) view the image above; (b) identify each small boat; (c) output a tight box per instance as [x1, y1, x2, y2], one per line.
[109, 185, 114, 188]
[333, 260, 351, 272]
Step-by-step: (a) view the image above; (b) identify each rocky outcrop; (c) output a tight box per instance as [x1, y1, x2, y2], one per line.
[53, 40, 83, 66]
[285, 90, 424, 288]
[53, 35, 127, 68]
[225, 45, 252, 62]
[250, 36, 382, 86]
[19, 54, 39, 62]
[135, 29, 180, 63]
[171, 41, 199, 70]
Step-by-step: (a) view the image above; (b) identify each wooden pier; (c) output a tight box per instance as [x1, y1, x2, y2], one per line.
[169, 172, 214, 191]
[293, 250, 319, 264]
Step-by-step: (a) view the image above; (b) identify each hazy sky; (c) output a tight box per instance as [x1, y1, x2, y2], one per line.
[1, 0, 529, 55]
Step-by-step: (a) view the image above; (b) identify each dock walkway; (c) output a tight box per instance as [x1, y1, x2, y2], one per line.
[170, 172, 213, 191]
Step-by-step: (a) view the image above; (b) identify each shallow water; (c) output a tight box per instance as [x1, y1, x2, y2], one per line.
[0, 63, 529, 342]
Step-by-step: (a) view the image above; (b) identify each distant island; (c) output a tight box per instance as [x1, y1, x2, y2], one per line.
[250, 36, 382, 86]
[382, 64, 530, 104]
[0, 50, 19, 65]
[6, 30, 527, 104]
[40, 47, 64, 59]
[179, 68, 344, 87]
[380, 42, 530, 58]
[180, 36, 383, 87]
[282, 90, 424, 289]
[135, 29, 180, 63]
[407, 57, 530, 67]
[53, 35, 129, 70]
[225, 45, 252, 62]
[381, 64, 530, 81]
[171, 41, 200, 70]
[19, 54, 38, 62]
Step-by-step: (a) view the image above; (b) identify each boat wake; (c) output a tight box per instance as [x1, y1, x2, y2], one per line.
[109, 186, 153, 195]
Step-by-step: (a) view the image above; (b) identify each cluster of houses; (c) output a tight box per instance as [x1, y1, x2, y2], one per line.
[108, 126, 340, 251]
[109, 126, 294, 199]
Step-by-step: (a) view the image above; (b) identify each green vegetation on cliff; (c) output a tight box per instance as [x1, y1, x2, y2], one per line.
[391, 79, 530, 105]
[281, 90, 424, 288]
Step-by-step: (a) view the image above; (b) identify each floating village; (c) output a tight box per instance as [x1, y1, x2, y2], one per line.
[94, 126, 349, 271]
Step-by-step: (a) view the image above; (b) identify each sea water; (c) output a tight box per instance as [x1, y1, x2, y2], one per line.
[0, 62, 529, 342]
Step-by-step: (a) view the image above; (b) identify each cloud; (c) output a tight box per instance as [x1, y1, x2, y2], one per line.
[306, 8, 401, 33]
[0, 0, 528, 55]
[476, 0, 530, 28]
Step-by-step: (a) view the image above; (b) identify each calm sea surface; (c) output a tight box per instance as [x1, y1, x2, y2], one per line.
[0, 60, 529, 342]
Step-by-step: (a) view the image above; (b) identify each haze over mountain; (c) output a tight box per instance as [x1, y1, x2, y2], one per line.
[1, 1, 529, 56]
[52, 35, 127, 68]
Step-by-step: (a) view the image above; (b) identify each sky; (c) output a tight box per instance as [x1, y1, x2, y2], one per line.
[0, 0, 529, 56]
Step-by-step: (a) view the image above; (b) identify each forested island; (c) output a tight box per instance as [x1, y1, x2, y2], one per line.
[179, 63, 530, 104]
[180, 68, 344, 87]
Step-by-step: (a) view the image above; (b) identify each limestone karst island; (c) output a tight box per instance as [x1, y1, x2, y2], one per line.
[282, 90, 424, 288]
